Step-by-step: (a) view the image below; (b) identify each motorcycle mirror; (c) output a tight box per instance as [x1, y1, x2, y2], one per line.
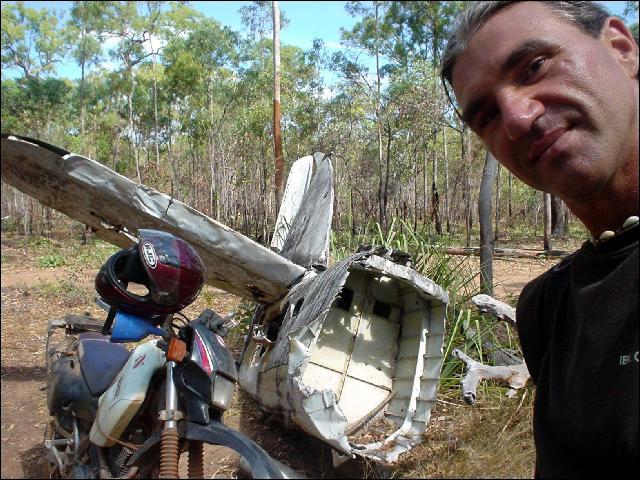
[110, 310, 165, 343]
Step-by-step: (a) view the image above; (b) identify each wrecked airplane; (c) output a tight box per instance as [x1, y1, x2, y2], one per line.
[1, 133, 449, 465]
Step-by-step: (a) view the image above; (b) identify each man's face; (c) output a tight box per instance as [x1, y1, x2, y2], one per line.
[451, 2, 638, 202]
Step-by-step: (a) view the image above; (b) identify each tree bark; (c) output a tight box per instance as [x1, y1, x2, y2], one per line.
[479, 151, 498, 296]
[443, 126, 450, 233]
[543, 192, 552, 250]
[507, 171, 513, 218]
[374, 1, 387, 232]
[125, 56, 141, 184]
[494, 162, 501, 240]
[431, 129, 442, 234]
[551, 195, 568, 237]
[151, 41, 161, 171]
[462, 127, 472, 247]
[272, 1, 284, 208]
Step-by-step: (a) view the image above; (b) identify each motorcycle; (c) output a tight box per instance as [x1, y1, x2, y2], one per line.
[43, 229, 283, 479]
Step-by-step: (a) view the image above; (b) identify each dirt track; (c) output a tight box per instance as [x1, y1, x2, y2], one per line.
[0, 238, 560, 479]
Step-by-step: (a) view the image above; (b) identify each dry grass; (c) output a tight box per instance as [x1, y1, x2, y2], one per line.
[393, 388, 535, 479]
[1, 230, 539, 478]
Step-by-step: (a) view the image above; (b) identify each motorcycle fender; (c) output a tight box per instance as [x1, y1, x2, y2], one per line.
[127, 421, 284, 479]
[89, 340, 165, 447]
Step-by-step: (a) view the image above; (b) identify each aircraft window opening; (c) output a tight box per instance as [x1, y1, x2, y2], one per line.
[292, 298, 304, 316]
[266, 320, 281, 342]
[335, 287, 354, 311]
[373, 300, 391, 319]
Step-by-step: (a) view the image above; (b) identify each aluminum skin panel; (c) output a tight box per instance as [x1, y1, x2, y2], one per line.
[1, 134, 305, 303]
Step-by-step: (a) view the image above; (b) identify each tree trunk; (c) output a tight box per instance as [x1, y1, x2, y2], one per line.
[413, 162, 418, 232]
[431, 130, 442, 234]
[443, 126, 450, 233]
[272, 0, 284, 208]
[494, 162, 501, 240]
[126, 58, 141, 183]
[374, 1, 386, 232]
[208, 77, 218, 218]
[551, 195, 568, 237]
[479, 151, 498, 296]
[350, 185, 356, 236]
[462, 127, 472, 247]
[508, 171, 513, 218]
[80, 31, 86, 145]
[151, 43, 161, 170]
[383, 121, 392, 230]
[543, 192, 552, 250]
[423, 144, 428, 225]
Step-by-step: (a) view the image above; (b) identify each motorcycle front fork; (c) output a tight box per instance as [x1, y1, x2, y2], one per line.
[158, 361, 204, 479]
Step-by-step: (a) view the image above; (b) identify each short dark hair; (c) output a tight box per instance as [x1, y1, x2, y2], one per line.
[440, 1, 612, 111]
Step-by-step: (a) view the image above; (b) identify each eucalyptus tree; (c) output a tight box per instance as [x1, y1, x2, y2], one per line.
[272, 1, 284, 207]
[66, 2, 111, 145]
[99, 1, 157, 182]
[340, 0, 396, 231]
[1, 2, 66, 80]
[383, 1, 463, 68]
[162, 14, 241, 218]
[1, 1, 72, 236]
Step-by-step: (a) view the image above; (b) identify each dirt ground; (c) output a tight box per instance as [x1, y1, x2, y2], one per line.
[0, 234, 565, 479]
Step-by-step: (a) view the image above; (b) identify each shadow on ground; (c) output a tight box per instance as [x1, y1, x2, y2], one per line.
[237, 390, 394, 479]
[19, 442, 48, 479]
[0, 365, 47, 382]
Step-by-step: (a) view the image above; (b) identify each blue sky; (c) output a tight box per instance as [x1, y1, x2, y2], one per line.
[4, 1, 637, 82]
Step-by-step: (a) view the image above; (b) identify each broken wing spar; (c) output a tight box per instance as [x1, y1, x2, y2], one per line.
[0, 134, 304, 304]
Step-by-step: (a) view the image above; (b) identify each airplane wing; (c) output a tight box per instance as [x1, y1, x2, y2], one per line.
[0, 134, 305, 304]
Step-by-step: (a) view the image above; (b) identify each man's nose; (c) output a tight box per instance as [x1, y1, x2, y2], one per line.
[498, 90, 544, 141]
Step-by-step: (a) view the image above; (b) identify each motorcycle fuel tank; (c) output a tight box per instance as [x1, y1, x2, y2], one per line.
[90, 340, 165, 447]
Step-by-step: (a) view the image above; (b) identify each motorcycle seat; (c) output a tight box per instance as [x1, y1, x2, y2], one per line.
[78, 332, 131, 397]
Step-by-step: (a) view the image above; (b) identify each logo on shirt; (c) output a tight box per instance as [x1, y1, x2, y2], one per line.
[619, 350, 639, 366]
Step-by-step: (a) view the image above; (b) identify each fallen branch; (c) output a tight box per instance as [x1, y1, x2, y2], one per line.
[472, 294, 516, 327]
[453, 349, 530, 405]
[456, 294, 531, 405]
[444, 246, 569, 258]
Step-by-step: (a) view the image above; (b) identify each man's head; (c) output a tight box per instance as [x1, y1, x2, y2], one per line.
[441, 1, 638, 207]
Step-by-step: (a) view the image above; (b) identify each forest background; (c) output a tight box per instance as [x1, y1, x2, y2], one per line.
[1, 1, 638, 253]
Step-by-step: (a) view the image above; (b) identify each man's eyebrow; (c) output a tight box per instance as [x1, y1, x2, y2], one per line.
[501, 39, 555, 73]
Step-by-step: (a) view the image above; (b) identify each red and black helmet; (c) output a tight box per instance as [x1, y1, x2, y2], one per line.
[95, 229, 205, 318]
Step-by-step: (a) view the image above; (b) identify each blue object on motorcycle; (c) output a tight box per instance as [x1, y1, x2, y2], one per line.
[110, 311, 165, 343]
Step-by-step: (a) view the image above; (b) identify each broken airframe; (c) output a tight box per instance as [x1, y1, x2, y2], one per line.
[1, 133, 448, 465]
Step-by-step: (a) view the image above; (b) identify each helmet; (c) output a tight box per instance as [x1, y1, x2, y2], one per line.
[95, 229, 205, 318]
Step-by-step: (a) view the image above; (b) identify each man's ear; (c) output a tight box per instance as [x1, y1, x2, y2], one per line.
[601, 17, 639, 79]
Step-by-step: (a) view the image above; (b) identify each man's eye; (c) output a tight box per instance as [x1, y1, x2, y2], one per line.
[476, 108, 497, 132]
[522, 57, 546, 83]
